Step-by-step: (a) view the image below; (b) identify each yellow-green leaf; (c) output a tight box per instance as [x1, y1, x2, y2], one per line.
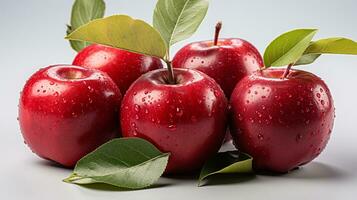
[294, 53, 321, 66]
[66, 0, 105, 52]
[63, 138, 169, 189]
[66, 15, 167, 58]
[153, 0, 209, 48]
[305, 37, 357, 55]
[198, 151, 253, 186]
[264, 29, 318, 67]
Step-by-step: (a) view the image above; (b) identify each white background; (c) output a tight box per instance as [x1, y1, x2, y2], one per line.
[1, 0, 357, 199]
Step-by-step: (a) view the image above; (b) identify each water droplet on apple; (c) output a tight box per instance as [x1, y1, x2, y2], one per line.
[132, 130, 138, 136]
[258, 134, 264, 140]
[50, 81, 54, 85]
[135, 115, 139, 120]
[71, 112, 77, 118]
[305, 120, 310, 124]
[320, 88, 324, 93]
[296, 134, 303, 142]
[316, 93, 321, 98]
[131, 122, 136, 128]
[176, 107, 183, 117]
[134, 104, 140, 112]
[168, 124, 177, 131]
[261, 95, 266, 99]
[320, 100, 325, 105]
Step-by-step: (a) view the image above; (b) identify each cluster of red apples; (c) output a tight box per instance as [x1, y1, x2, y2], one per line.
[19, 23, 334, 174]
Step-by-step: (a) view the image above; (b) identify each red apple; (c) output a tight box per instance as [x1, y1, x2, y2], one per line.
[229, 69, 335, 173]
[120, 68, 228, 173]
[172, 22, 263, 98]
[73, 44, 163, 93]
[19, 65, 122, 167]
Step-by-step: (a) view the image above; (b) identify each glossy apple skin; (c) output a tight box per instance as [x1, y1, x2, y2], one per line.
[172, 38, 263, 98]
[19, 65, 122, 167]
[120, 68, 228, 174]
[73, 44, 163, 94]
[230, 69, 335, 173]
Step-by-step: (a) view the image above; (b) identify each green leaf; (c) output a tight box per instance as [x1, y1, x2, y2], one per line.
[153, 0, 209, 48]
[305, 37, 357, 55]
[295, 37, 357, 66]
[294, 53, 321, 66]
[67, 0, 105, 52]
[264, 29, 318, 67]
[66, 15, 167, 58]
[63, 138, 169, 189]
[198, 151, 253, 186]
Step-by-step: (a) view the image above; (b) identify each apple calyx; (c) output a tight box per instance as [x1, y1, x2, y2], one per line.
[214, 21, 222, 46]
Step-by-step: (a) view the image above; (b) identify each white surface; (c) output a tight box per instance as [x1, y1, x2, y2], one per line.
[1, 0, 357, 199]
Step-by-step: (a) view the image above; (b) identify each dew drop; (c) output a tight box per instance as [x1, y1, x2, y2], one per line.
[296, 134, 303, 142]
[258, 134, 264, 140]
[316, 93, 321, 98]
[176, 107, 183, 117]
[135, 114, 139, 120]
[168, 124, 177, 131]
[134, 104, 140, 112]
[320, 100, 325, 105]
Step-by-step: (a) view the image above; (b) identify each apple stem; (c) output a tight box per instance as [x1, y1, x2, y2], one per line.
[165, 60, 175, 84]
[282, 63, 294, 79]
[214, 21, 222, 46]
